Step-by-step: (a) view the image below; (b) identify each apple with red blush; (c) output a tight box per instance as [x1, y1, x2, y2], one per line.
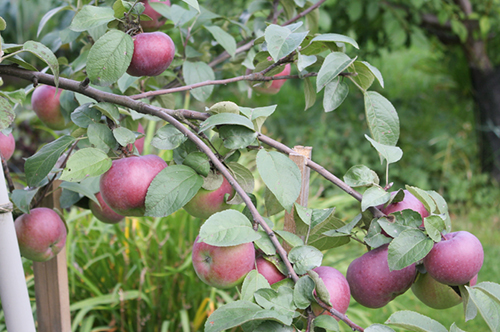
[423, 231, 483, 286]
[140, 0, 170, 31]
[31, 85, 69, 130]
[14, 207, 67, 262]
[346, 244, 416, 308]
[255, 256, 286, 285]
[183, 175, 235, 220]
[99, 154, 167, 216]
[0, 131, 15, 161]
[253, 63, 291, 95]
[311, 266, 351, 318]
[89, 192, 125, 224]
[380, 189, 429, 226]
[127, 32, 175, 77]
[191, 236, 255, 289]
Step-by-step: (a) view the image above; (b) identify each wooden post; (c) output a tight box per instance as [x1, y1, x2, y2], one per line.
[284, 146, 312, 251]
[33, 180, 71, 332]
[0, 163, 37, 332]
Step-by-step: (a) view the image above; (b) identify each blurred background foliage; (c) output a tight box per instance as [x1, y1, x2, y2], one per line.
[0, 0, 499, 331]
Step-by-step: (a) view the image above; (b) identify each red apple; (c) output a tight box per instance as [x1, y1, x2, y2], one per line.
[255, 256, 286, 285]
[0, 131, 15, 160]
[140, 0, 170, 31]
[311, 266, 351, 318]
[31, 85, 68, 130]
[411, 272, 478, 309]
[192, 236, 255, 289]
[14, 207, 67, 262]
[89, 192, 125, 224]
[99, 154, 167, 216]
[127, 32, 176, 77]
[183, 175, 235, 220]
[423, 231, 483, 286]
[126, 123, 145, 155]
[380, 189, 429, 226]
[346, 244, 417, 308]
[253, 63, 291, 95]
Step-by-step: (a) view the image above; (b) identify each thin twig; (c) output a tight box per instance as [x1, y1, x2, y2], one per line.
[1, 157, 15, 193]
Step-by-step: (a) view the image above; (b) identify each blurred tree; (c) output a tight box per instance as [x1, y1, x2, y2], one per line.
[323, 0, 500, 180]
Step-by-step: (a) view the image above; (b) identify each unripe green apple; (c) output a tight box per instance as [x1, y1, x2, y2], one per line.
[411, 272, 478, 309]
[0, 131, 15, 160]
[191, 236, 255, 289]
[99, 154, 167, 216]
[127, 32, 176, 77]
[31, 85, 69, 130]
[183, 175, 235, 220]
[14, 207, 67, 262]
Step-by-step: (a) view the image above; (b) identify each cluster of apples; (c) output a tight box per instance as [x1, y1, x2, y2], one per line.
[346, 190, 483, 310]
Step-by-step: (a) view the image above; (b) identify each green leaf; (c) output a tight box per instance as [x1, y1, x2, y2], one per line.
[87, 30, 134, 86]
[181, 0, 200, 12]
[226, 162, 255, 205]
[294, 276, 315, 309]
[308, 214, 350, 250]
[275, 230, 304, 248]
[316, 52, 356, 92]
[467, 286, 500, 331]
[308, 269, 331, 306]
[377, 217, 413, 238]
[365, 324, 396, 332]
[241, 270, 271, 302]
[362, 61, 384, 88]
[69, 5, 115, 32]
[365, 135, 403, 164]
[474, 282, 500, 302]
[0, 97, 14, 130]
[87, 123, 117, 151]
[385, 311, 448, 332]
[387, 229, 434, 271]
[59, 180, 99, 204]
[59, 148, 112, 182]
[264, 24, 308, 63]
[37, 5, 71, 37]
[323, 77, 349, 112]
[254, 287, 295, 325]
[424, 215, 446, 242]
[199, 210, 261, 246]
[218, 125, 258, 150]
[11, 188, 39, 214]
[288, 245, 323, 275]
[304, 77, 316, 111]
[239, 105, 277, 132]
[405, 185, 437, 215]
[361, 185, 391, 212]
[256, 149, 301, 213]
[183, 61, 215, 101]
[183, 152, 210, 177]
[204, 300, 289, 332]
[297, 53, 317, 71]
[311, 33, 359, 49]
[365, 219, 392, 248]
[254, 230, 276, 255]
[460, 285, 478, 321]
[205, 26, 236, 57]
[113, 127, 136, 146]
[364, 91, 400, 146]
[92, 102, 120, 123]
[151, 124, 187, 150]
[145, 165, 203, 217]
[313, 315, 340, 332]
[23, 41, 60, 87]
[350, 61, 375, 90]
[344, 165, 379, 188]
[199, 113, 255, 133]
[25, 135, 76, 187]
[449, 323, 466, 332]
[71, 103, 101, 128]
[0, 16, 5, 30]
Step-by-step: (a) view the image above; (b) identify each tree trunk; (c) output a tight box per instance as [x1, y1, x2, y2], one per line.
[469, 67, 500, 181]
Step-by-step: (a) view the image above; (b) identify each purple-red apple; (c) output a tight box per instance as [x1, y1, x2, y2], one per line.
[411, 272, 478, 309]
[192, 236, 255, 289]
[99, 154, 167, 216]
[346, 244, 417, 308]
[31, 85, 68, 130]
[255, 256, 286, 285]
[0, 131, 15, 160]
[127, 32, 175, 77]
[253, 63, 291, 95]
[311, 266, 351, 318]
[140, 0, 170, 31]
[89, 192, 125, 224]
[380, 189, 429, 226]
[183, 175, 235, 220]
[14, 207, 67, 262]
[423, 231, 483, 286]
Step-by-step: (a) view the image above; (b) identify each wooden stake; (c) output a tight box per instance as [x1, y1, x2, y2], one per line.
[284, 146, 312, 251]
[33, 180, 71, 332]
